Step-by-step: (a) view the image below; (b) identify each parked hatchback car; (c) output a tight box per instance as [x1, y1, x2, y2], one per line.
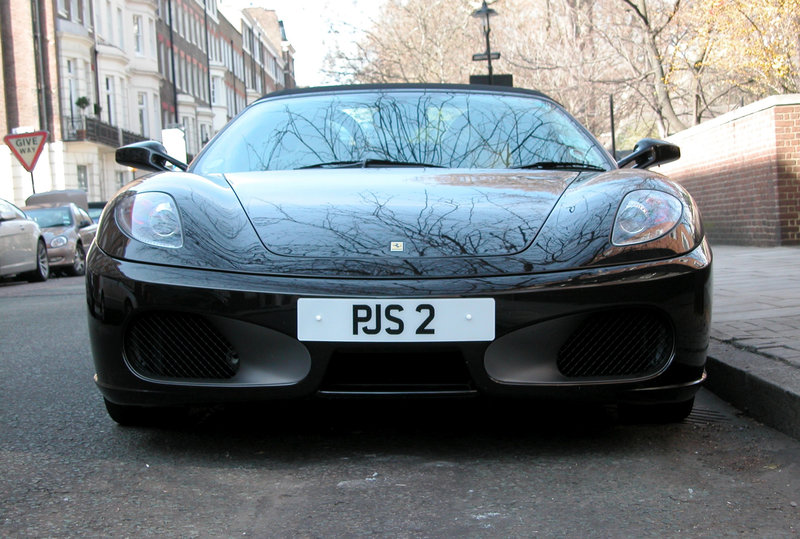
[23, 203, 97, 276]
[0, 198, 48, 281]
[87, 201, 107, 224]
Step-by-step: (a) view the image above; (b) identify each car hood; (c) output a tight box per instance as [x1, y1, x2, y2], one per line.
[40, 225, 73, 239]
[225, 169, 577, 258]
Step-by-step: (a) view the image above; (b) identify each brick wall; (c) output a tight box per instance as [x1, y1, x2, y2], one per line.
[0, 2, 6, 137]
[776, 105, 800, 244]
[657, 95, 800, 246]
[1, 1, 41, 132]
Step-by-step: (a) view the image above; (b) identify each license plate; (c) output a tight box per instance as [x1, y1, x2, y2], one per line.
[297, 298, 495, 342]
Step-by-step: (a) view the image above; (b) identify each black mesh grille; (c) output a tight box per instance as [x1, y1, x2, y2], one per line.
[557, 310, 673, 378]
[125, 312, 239, 379]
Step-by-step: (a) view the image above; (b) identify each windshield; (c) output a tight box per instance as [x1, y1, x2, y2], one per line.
[88, 208, 103, 222]
[192, 90, 611, 173]
[26, 207, 73, 228]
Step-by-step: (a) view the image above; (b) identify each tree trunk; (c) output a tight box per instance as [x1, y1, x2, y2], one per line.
[626, 0, 687, 133]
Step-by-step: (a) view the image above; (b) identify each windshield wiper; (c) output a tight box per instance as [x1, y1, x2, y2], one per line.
[297, 159, 443, 169]
[511, 161, 607, 171]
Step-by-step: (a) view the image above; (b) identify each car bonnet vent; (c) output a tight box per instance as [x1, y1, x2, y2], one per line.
[125, 312, 239, 379]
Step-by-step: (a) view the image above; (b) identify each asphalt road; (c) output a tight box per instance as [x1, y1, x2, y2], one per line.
[1, 276, 799, 537]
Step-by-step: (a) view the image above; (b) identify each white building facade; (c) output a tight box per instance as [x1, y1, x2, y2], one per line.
[1, 0, 295, 207]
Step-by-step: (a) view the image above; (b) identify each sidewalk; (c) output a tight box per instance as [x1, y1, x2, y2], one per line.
[705, 245, 800, 439]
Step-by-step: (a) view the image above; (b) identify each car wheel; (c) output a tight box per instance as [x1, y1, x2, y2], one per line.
[67, 243, 85, 276]
[25, 239, 49, 282]
[618, 397, 695, 424]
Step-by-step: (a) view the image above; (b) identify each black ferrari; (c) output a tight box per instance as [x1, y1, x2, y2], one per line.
[87, 84, 711, 425]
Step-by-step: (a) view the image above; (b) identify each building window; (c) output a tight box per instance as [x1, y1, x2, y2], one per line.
[117, 171, 126, 189]
[153, 94, 161, 133]
[66, 60, 76, 121]
[105, 0, 112, 43]
[70, 0, 83, 24]
[96, 1, 103, 35]
[168, 47, 174, 83]
[190, 117, 197, 154]
[181, 57, 187, 91]
[77, 165, 88, 190]
[117, 8, 124, 48]
[105, 76, 115, 125]
[137, 92, 148, 137]
[149, 18, 155, 57]
[133, 15, 143, 54]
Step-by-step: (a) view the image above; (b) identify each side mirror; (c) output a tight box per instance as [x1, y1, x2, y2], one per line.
[616, 138, 680, 169]
[115, 140, 188, 173]
[0, 210, 17, 222]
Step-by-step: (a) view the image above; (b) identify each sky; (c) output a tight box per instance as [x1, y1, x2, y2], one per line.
[224, 0, 386, 87]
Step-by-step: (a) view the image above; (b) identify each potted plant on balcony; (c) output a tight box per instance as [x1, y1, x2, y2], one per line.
[75, 96, 90, 139]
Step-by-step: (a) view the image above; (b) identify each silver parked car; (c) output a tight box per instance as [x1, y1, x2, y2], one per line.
[23, 203, 97, 276]
[0, 198, 48, 281]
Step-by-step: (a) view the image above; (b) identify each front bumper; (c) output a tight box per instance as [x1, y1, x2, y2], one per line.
[47, 244, 74, 268]
[86, 240, 712, 407]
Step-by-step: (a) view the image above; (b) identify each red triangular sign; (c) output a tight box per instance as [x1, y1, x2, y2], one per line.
[4, 131, 48, 172]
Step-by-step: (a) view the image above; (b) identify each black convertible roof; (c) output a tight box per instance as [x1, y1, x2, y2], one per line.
[257, 83, 555, 104]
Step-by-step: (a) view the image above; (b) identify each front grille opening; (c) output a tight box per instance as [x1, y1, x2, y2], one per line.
[125, 312, 239, 380]
[321, 349, 472, 393]
[557, 309, 673, 378]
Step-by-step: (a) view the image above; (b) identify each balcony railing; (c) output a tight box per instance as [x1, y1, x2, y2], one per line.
[63, 116, 147, 147]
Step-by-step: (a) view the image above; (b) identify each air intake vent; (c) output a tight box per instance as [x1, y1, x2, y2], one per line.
[557, 310, 673, 378]
[125, 312, 239, 379]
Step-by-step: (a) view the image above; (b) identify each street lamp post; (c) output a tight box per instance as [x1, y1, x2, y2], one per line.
[471, 1, 499, 85]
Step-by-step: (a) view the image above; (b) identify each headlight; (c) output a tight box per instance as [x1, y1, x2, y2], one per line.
[115, 192, 183, 249]
[50, 235, 68, 248]
[612, 190, 683, 246]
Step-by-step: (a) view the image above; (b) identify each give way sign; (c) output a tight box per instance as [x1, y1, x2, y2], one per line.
[3, 131, 48, 172]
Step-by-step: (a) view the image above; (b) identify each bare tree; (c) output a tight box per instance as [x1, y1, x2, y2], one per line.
[326, 0, 799, 142]
[498, 0, 614, 135]
[686, 0, 800, 95]
[326, 0, 477, 84]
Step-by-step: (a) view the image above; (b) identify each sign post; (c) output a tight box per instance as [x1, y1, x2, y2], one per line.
[3, 131, 49, 194]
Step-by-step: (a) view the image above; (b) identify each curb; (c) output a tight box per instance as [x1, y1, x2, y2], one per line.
[706, 338, 800, 440]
